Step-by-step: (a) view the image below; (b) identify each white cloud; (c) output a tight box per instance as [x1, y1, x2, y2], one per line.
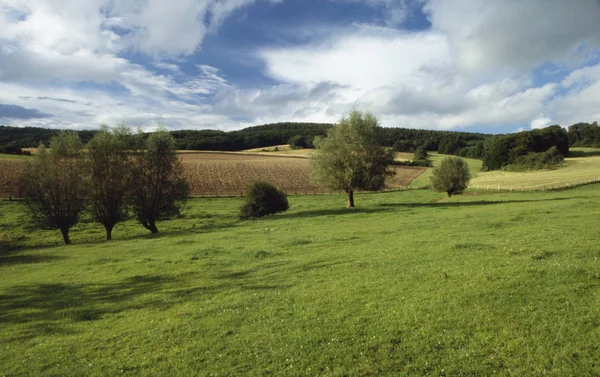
[257, 24, 560, 130]
[261, 28, 450, 92]
[2, 0, 600, 132]
[530, 115, 553, 130]
[546, 62, 600, 126]
[424, 0, 600, 75]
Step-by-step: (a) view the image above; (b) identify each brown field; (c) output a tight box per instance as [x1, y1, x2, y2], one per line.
[0, 160, 24, 197]
[0, 151, 426, 197]
[180, 152, 425, 196]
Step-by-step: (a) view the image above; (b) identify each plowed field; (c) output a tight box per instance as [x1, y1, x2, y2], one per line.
[0, 152, 426, 197]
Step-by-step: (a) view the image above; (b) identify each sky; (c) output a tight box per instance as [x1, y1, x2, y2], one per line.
[1, 0, 600, 133]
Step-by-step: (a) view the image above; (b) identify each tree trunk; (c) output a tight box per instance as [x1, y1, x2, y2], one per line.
[60, 226, 71, 245]
[105, 225, 114, 241]
[347, 190, 355, 208]
[148, 222, 159, 234]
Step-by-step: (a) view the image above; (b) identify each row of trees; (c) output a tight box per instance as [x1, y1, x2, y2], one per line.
[20, 126, 189, 244]
[482, 125, 569, 170]
[18, 112, 473, 241]
[568, 121, 600, 147]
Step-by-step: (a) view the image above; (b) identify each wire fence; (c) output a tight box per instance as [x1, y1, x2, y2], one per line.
[469, 177, 600, 192]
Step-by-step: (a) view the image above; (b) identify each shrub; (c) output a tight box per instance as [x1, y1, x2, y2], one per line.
[430, 157, 471, 197]
[412, 146, 428, 161]
[503, 146, 565, 171]
[288, 135, 308, 149]
[240, 182, 289, 219]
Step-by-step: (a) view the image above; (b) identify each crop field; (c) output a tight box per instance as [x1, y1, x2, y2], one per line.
[470, 155, 600, 190]
[0, 152, 426, 198]
[180, 152, 425, 196]
[1, 186, 599, 376]
[0, 160, 24, 197]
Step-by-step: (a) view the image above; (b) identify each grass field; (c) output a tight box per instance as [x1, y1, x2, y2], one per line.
[471, 149, 600, 190]
[1, 186, 599, 376]
[410, 153, 483, 188]
[0, 153, 31, 160]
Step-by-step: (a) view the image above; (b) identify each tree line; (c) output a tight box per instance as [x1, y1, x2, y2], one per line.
[0, 123, 492, 154]
[481, 126, 569, 171]
[19, 126, 189, 244]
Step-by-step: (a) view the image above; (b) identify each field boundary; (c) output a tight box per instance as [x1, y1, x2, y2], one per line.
[179, 150, 310, 160]
[469, 177, 600, 192]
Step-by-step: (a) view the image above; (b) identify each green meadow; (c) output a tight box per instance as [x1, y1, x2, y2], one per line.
[1, 187, 599, 376]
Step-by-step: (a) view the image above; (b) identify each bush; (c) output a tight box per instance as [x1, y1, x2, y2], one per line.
[288, 135, 308, 149]
[412, 146, 428, 161]
[503, 146, 565, 171]
[430, 157, 471, 197]
[240, 182, 289, 219]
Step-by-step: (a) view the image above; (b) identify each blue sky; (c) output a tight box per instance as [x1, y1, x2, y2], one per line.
[1, 0, 600, 133]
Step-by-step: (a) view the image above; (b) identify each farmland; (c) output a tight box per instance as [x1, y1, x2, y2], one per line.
[471, 155, 600, 190]
[1, 185, 599, 375]
[0, 160, 24, 197]
[0, 151, 426, 198]
[5, 149, 600, 196]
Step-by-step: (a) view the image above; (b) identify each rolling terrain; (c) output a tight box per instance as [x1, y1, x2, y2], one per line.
[1, 186, 599, 375]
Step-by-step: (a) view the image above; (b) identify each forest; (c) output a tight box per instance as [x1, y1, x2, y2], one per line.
[1, 121, 598, 172]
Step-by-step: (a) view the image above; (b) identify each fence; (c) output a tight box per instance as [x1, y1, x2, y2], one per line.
[469, 177, 600, 192]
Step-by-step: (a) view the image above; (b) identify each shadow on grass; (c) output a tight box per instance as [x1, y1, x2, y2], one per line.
[0, 254, 65, 267]
[569, 150, 600, 157]
[272, 195, 589, 221]
[0, 218, 239, 253]
[0, 255, 336, 341]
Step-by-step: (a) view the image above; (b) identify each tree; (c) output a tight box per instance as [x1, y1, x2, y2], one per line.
[19, 132, 87, 244]
[413, 146, 428, 161]
[130, 129, 190, 233]
[87, 124, 133, 240]
[240, 182, 289, 219]
[288, 135, 308, 149]
[310, 110, 394, 207]
[431, 157, 471, 197]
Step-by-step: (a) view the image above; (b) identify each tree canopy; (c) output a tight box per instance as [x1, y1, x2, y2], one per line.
[87, 124, 133, 240]
[310, 111, 393, 207]
[431, 157, 471, 197]
[130, 129, 190, 233]
[19, 131, 88, 244]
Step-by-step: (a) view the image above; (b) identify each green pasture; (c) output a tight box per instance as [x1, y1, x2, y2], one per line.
[1, 187, 599, 376]
[0, 153, 30, 160]
[410, 153, 482, 188]
[471, 149, 600, 190]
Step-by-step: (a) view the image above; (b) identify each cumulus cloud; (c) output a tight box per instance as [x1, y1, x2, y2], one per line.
[424, 0, 600, 75]
[257, 23, 561, 129]
[1, 0, 600, 131]
[530, 115, 553, 129]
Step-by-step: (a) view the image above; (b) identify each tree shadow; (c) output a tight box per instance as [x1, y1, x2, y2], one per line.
[0, 255, 340, 341]
[0, 254, 65, 267]
[273, 196, 589, 220]
[0, 274, 178, 340]
[0, 218, 239, 253]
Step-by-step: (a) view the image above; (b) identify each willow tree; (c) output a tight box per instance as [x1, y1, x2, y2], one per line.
[310, 111, 394, 207]
[87, 124, 133, 240]
[430, 157, 471, 197]
[20, 131, 87, 244]
[130, 129, 189, 233]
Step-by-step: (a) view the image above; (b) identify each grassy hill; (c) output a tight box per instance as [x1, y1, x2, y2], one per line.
[1, 187, 599, 375]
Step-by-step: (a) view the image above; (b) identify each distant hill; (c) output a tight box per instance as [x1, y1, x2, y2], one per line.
[0, 122, 490, 153]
